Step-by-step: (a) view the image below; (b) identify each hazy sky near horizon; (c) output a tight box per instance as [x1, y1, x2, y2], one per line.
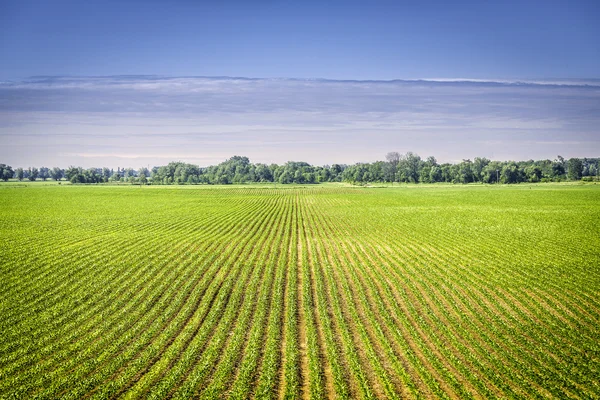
[1, 76, 599, 168]
[0, 0, 599, 167]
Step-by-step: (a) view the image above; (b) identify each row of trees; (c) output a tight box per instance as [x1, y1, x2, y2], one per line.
[1, 154, 598, 185]
[343, 153, 598, 184]
[0, 165, 66, 182]
[149, 157, 347, 185]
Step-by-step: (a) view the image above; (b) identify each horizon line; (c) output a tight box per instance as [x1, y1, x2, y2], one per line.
[3, 75, 600, 88]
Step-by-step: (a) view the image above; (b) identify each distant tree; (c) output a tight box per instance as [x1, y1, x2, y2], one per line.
[137, 167, 150, 177]
[385, 152, 400, 182]
[38, 167, 49, 181]
[398, 152, 422, 183]
[293, 170, 304, 184]
[216, 174, 229, 184]
[112, 169, 122, 182]
[255, 163, 273, 182]
[457, 160, 474, 184]
[28, 167, 39, 181]
[329, 164, 344, 182]
[551, 156, 566, 180]
[0, 164, 14, 181]
[525, 165, 543, 182]
[84, 168, 101, 183]
[139, 172, 147, 185]
[278, 170, 292, 184]
[101, 167, 111, 182]
[501, 162, 520, 184]
[567, 158, 583, 181]
[589, 163, 598, 179]
[49, 167, 64, 181]
[482, 162, 502, 183]
[429, 166, 442, 183]
[65, 166, 85, 183]
[123, 168, 136, 183]
[15, 168, 24, 181]
[472, 157, 490, 182]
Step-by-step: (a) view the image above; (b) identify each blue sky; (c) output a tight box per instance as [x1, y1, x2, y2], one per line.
[0, 0, 599, 167]
[2, 0, 599, 80]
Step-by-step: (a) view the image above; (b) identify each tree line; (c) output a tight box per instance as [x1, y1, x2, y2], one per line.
[1, 153, 598, 185]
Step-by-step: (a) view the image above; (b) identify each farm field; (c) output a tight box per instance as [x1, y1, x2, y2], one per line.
[1, 183, 599, 399]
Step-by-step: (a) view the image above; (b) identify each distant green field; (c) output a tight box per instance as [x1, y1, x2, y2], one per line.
[1, 184, 599, 399]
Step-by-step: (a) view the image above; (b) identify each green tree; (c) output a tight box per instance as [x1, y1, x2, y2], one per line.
[567, 158, 583, 181]
[551, 156, 566, 180]
[525, 165, 542, 182]
[0, 164, 14, 181]
[398, 152, 422, 183]
[457, 160, 474, 184]
[385, 152, 400, 182]
[112, 170, 122, 182]
[102, 167, 111, 182]
[15, 168, 24, 181]
[66, 166, 84, 183]
[123, 168, 136, 183]
[28, 167, 39, 181]
[501, 162, 521, 184]
[49, 167, 64, 181]
[482, 162, 502, 183]
[38, 167, 49, 181]
[429, 166, 442, 183]
[472, 157, 490, 182]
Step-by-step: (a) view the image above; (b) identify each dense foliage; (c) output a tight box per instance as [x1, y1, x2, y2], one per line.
[1, 185, 599, 398]
[2, 153, 598, 184]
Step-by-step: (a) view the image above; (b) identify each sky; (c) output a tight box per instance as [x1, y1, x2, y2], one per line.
[0, 0, 599, 168]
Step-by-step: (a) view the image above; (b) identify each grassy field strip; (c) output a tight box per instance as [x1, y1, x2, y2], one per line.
[0, 191, 264, 396]
[245, 195, 294, 400]
[429, 227, 600, 327]
[225, 195, 294, 399]
[77, 198, 269, 391]
[222, 195, 294, 400]
[302, 195, 404, 399]
[318, 196, 479, 398]
[295, 198, 332, 400]
[0, 197, 266, 394]
[117, 195, 284, 398]
[0, 195, 236, 323]
[0, 210, 212, 352]
[311, 215, 458, 397]
[314, 194, 464, 397]
[344, 192, 596, 398]
[277, 196, 300, 399]
[312, 196, 413, 397]
[66, 199, 270, 400]
[408, 235, 597, 396]
[169, 195, 286, 398]
[318, 189, 584, 398]
[247, 200, 289, 399]
[305, 212, 381, 398]
[0, 185, 598, 398]
[303, 203, 359, 399]
[0, 238, 163, 395]
[367, 224, 569, 397]
[2, 198, 268, 398]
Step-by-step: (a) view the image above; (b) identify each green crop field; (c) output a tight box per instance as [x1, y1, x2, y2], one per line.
[1, 183, 599, 399]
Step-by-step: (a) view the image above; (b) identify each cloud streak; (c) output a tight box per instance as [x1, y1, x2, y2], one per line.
[0, 76, 598, 168]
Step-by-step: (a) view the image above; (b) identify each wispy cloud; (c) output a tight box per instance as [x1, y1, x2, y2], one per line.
[0, 76, 598, 168]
